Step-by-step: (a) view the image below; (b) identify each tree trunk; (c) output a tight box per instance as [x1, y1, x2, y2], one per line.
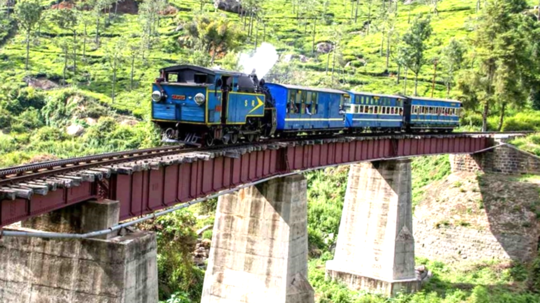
[482, 102, 489, 132]
[326, 50, 331, 74]
[367, 0, 372, 34]
[255, 22, 259, 49]
[403, 66, 408, 94]
[249, 10, 254, 37]
[396, 65, 401, 84]
[112, 60, 116, 103]
[63, 46, 68, 84]
[73, 31, 77, 75]
[355, 0, 360, 22]
[83, 24, 87, 62]
[385, 30, 390, 70]
[211, 45, 217, 64]
[95, 16, 100, 44]
[414, 72, 419, 96]
[25, 30, 30, 70]
[331, 48, 337, 83]
[130, 56, 135, 90]
[312, 18, 316, 56]
[497, 103, 506, 131]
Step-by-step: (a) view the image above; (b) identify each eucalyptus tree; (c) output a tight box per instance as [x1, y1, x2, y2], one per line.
[105, 39, 125, 103]
[396, 15, 432, 95]
[14, 0, 43, 70]
[457, 0, 531, 131]
[55, 37, 72, 84]
[54, 8, 79, 74]
[440, 39, 465, 97]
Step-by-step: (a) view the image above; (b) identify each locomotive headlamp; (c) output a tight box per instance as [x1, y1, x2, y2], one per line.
[194, 93, 205, 106]
[152, 90, 163, 102]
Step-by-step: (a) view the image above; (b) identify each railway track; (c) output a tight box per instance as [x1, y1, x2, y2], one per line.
[0, 131, 527, 188]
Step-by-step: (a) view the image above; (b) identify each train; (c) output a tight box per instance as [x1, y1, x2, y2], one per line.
[151, 65, 462, 146]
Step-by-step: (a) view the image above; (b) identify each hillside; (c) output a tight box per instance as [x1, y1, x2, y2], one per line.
[1, 0, 540, 167]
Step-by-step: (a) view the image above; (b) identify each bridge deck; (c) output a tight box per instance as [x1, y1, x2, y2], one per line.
[0, 134, 495, 228]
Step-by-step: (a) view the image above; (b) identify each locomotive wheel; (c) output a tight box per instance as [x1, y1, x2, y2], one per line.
[230, 132, 239, 144]
[205, 134, 215, 147]
[246, 134, 255, 142]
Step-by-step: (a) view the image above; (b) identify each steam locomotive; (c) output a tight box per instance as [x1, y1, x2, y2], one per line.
[151, 65, 462, 146]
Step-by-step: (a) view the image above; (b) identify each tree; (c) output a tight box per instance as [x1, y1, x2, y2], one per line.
[139, 0, 167, 49]
[184, 15, 245, 64]
[104, 39, 124, 103]
[14, 0, 42, 70]
[55, 37, 72, 84]
[126, 41, 141, 90]
[457, 0, 531, 131]
[440, 39, 465, 97]
[396, 15, 432, 96]
[53, 8, 79, 75]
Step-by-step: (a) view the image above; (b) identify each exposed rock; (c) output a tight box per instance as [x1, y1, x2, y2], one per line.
[192, 238, 211, 268]
[316, 42, 334, 54]
[159, 5, 178, 15]
[414, 172, 540, 264]
[23, 76, 59, 90]
[214, 0, 242, 13]
[120, 119, 138, 127]
[66, 124, 85, 136]
[415, 265, 432, 285]
[174, 24, 184, 32]
[85, 117, 97, 126]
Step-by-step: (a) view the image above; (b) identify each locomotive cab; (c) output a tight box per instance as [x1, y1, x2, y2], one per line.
[151, 65, 270, 146]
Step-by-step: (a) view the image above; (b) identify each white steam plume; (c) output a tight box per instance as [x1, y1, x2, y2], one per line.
[239, 42, 279, 79]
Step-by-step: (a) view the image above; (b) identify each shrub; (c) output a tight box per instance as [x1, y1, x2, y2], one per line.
[0, 134, 18, 154]
[502, 112, 540, 132]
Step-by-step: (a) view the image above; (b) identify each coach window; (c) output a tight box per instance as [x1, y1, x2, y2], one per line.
[288, 89, 298, 113]
[298, 91, 306, 114]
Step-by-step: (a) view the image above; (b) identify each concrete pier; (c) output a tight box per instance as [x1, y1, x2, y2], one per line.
[0, 200, 158, 303]
[202, 175, 314, 303]
[326, 160, 419, 296]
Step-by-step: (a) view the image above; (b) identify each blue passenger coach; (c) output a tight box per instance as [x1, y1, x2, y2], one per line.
[345, 92, 407, 130]
[265, 84, 349, 132]
[409, 97, 461, 131]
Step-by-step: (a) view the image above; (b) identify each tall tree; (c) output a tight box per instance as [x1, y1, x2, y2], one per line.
[105, 39, 124, 103]
[440, 38, 465, 97]
[126, 40, 141, 90]
[53, 8, 79, 75]
[396, 15, 432, 95]
[14, 0, 42, 70]
[55, 37, 71, 84]
[457, 0, 531, 131]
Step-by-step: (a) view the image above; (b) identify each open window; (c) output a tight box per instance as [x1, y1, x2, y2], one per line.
[288, 89, 299, 113]
[306, 91, 319, 115]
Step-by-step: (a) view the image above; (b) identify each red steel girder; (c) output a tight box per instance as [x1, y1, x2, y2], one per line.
[0, 136, 492, 227]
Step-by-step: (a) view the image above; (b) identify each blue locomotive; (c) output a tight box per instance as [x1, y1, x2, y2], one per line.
[151, 65, 461, 146]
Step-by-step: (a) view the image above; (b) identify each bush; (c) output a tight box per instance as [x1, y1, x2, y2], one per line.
[502, 112, 540, 132]
[0, 134, 18, 154]
[31, 126, 67, 142]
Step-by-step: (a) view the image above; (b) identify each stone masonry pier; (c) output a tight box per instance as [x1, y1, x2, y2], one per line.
[0, 200, 158, 303]
[202, 175, 314, 303]
[326, 160, 419, 296]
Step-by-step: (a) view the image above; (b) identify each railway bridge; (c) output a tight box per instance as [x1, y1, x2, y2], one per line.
[0, 133, 528, 302]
